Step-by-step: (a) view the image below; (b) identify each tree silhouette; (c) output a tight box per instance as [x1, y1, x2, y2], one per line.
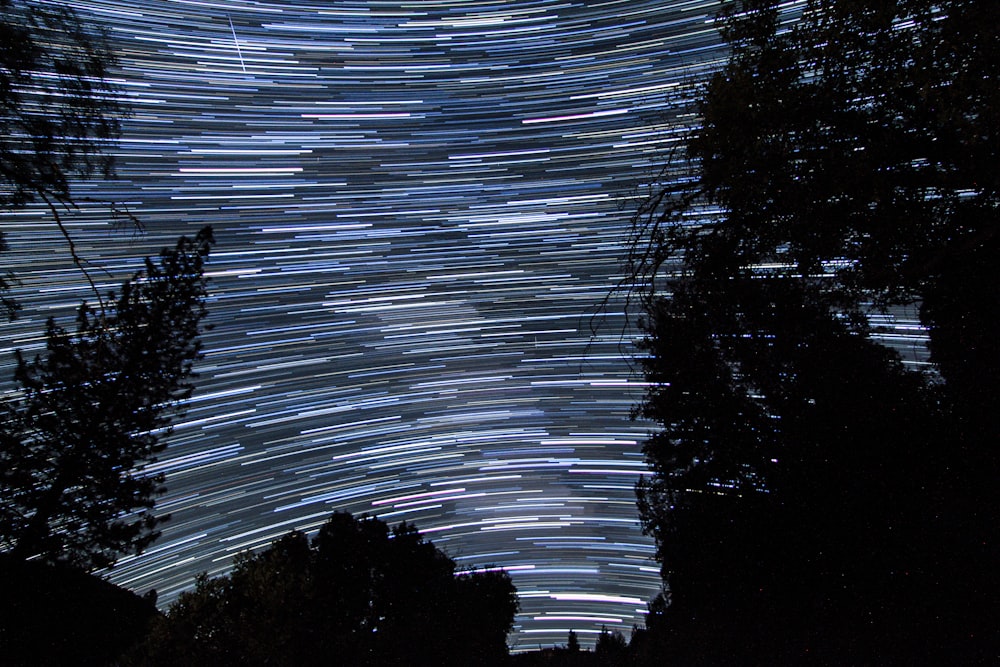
[626, 1, 997, 662]
[1, 8, 215, 660]
[1, 0, 130, 317]
[595, 627, 627, 666]
[0, 227, 214, 569]
[131, 512, 519, 666]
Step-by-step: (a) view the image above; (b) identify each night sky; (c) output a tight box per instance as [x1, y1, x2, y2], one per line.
[2, 0, 730, 650]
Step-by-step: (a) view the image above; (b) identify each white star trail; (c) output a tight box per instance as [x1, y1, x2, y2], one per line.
[2, 0, 732, 650]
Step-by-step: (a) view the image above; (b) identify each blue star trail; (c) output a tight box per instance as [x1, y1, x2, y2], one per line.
[2, 0, 732, 650]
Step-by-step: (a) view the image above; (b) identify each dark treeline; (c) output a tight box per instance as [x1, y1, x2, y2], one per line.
[128, 512, 519, 667]
[3, 512, 518, 666]
[624, 0, 998, 664]
[3, 0, 998, 665]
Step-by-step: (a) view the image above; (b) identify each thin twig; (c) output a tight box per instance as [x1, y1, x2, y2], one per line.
[39, 191, 107, 315]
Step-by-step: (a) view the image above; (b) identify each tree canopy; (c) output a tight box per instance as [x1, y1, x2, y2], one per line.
[1, 0, 129, 317]
[627, 0, 997, 662]
[0, 226, 214, 570]
[131, 512, 519, 667]
[0, 0, 123, 209]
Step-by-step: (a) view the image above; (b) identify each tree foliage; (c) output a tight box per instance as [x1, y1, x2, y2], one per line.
[0, 227, 214, 570]
[1, 0, 128, 317]
[595, 627, 627, 664]
[0, 0, 123, 209]
[628, 0, 997, 661]
[131, 512, 519, 667]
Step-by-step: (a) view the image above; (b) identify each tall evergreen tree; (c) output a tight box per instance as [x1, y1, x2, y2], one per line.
[0, 227, 214, 570]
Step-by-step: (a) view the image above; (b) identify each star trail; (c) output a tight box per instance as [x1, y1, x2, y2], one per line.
[2, 0, 731, 650]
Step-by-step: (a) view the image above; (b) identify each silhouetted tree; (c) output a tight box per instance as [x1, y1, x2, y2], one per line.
[630, 0, 999, 428]
[626, 0, 997, 662]
[0, 227, 214, 570]
[594, 626, 627, 666]
[1, 0, 129, 316]
[635, 279, 956, 662]
[451, 568, 524, 665]
[131, 512, 519, 667]
[567, 630, 580, 653]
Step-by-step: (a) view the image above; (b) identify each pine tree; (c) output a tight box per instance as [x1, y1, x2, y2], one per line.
[0, 227, 214, 570]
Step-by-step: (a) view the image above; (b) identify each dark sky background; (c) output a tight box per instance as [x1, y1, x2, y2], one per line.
[2, 0, 732, 650]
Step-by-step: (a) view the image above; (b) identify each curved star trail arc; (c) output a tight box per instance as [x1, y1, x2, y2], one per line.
[2, 0, 730, 650]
